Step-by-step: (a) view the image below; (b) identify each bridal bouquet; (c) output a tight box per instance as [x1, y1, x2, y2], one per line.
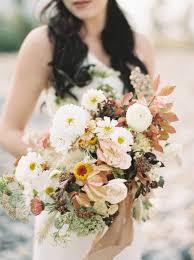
[0, 67, 178, 248]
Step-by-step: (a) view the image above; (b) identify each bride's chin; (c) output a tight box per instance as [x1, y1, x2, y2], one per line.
[71, 10, 100, 20]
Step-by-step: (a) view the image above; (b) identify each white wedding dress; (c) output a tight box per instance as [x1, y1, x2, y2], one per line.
[33, 52, 143, 260]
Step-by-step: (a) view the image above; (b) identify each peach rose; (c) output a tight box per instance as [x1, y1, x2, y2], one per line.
[97, 139, 132, 170]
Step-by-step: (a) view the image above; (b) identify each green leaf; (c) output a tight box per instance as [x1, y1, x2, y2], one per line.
[158, 176, 165, 188]
[69, 183, 80, 192]
[143, 201, 153, 210]
[113, 168, 125, 179]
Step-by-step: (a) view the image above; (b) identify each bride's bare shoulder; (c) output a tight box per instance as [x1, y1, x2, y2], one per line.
[134, 32, 155, 76]
[19, 25, 52, 61]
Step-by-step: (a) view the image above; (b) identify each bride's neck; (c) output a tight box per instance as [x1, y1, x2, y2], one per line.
[81, 11, 107, 40]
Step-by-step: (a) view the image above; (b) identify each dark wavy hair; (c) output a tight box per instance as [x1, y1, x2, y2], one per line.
[41, 0, 148, 99]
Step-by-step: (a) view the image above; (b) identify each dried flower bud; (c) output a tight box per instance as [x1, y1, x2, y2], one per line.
[31, 198, 44, 216]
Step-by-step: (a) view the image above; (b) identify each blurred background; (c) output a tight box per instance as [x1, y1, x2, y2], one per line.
[0, 0, 194, 259]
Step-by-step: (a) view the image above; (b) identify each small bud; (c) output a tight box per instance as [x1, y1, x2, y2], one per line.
[31, 198, 44, 216]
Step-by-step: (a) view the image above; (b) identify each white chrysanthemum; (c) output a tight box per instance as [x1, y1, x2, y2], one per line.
[110, 127, 134, 152]
[95, 117, 118, 137]
[126, 103, 153, 132]
[105, 179, 128, 204]
[50, 104, 89, 152]
[15, 152, 43, 185]
[81, 89, 106, 111]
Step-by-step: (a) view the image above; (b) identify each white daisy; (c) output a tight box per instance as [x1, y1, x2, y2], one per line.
[15, 152, 43, 185]
[50, 104, 89, 152]
[95, 117, 118, 137]
[42, 176, 59, 199]
[24, 169, 60, 203]
[110, 127, 134, 152]
[81, 89, 106, 111]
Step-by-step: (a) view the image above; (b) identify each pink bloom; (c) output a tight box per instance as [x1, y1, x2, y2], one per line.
[97, 139, 132, 170]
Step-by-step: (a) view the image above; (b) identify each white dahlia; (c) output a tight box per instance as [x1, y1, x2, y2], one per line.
[81, 89, 106, 111]
[95, 117, 118, 137]
[15, 152, 43, 185]
[126, 103, 153, 132]
[50, 104, 89, 152]
[110, 127, 134, 152]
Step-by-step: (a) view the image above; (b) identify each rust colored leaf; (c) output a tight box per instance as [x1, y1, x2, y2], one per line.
[117, 117, 127, 127]
[152, 75, 160, 94]
[75, 193, 90, 208]
[159, 85, 176, 96]
[160, 122, 176, 134]
[152, 139, 163, 153]
[160, 112, 179, 122]
[149, 105, 159, 116]
[158, 130, 169, 140]
[115, 107, 124, 116]
[150, 124, 159, 135]
[165, 103, 173, 110]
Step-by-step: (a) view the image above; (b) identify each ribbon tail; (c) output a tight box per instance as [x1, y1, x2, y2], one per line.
[84, 194, 134, 260]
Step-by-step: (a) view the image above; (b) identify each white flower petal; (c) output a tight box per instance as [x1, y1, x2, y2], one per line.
[126, 103, 153, 132]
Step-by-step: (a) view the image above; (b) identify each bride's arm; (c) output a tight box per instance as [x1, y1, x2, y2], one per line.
[0, 26, 52, 158]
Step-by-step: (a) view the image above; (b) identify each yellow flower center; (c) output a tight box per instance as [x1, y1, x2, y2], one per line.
[73, 162, 92, 181]
[44, 186, 54, 196]
[90, 96, 97, 104]
[104, 126, 112, 133]
[88, 136, 98, 145]
[29, 162, 36, 171]
[66, 117, 74, 125]
[118, 137, 125, 144]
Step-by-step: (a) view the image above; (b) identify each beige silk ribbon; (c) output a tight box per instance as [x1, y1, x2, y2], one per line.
[84, 194, 134, 260]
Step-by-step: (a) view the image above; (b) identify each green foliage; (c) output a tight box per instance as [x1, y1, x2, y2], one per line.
[53, 211, 105, 244]
[0, 176, 29, 221]
[113, 168, 125, 179]
[158, 176, 165, 188]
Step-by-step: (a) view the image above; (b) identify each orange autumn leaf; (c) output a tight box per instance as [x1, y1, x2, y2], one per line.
[159, 86, 176, 96]
[160, 112, 179, 122]
[165, 103, 173, 110]
[75, 193, 91, 208]
[150, 124, 159, 135]
[115, 107, 124, 116]
[71, 194, 81, 210]
[117, 117, 127, 127]
[158, 130, 169, 140]
[152, 139, 163, 152]
[149, 105, 159, 116]
[160, 122, 176, 134]
[152, 75, 160, 94]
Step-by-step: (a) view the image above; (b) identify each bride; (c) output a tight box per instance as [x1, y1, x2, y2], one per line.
[0, 0, 154, 259]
